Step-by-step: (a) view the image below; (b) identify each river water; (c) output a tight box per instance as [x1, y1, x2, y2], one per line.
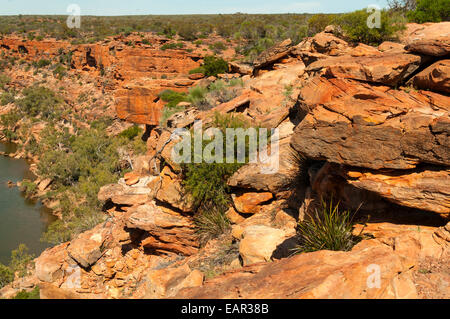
[0, 142, 55, 264]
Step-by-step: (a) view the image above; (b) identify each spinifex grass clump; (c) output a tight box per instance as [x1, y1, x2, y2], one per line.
[293, 199, 360, 253]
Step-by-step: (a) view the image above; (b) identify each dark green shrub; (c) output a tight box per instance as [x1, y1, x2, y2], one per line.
[9, 244, 34, 277]
[335, 9, 406, 45]
[35, 124, 145, 244]
[52, 64, 67, 79]
[19, 179, 37, 198]
[32, 59, 51, 69]
[159, 89, 188, 108]
[190, 56, 228, 77]
[0, 244, 34, 289]
[16, 86, 63, 118]
[0, 91, 15, 105]
[161, 42, 184, 50]
[0, 263, 13, 289]
[0, 73, 10, 89]
[178, 22, 198, 40]
[13, 287, 40, 299]
[119, 125, 142, 140]
[307, 14, 335, 36]
[183, 113, 256, 242]
[293, 199, 361, 253]
[209, 41, 227, 53]
[407, 0, 450, 23]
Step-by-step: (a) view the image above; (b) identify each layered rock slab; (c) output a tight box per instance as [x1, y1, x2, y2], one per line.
[403, 22, 450, 57]
[343, 167, 450, 215]
[291, 76, 450, 170]
[305, 53, 424, 86]
[408, 59, 450, 94]
[175, 240, 417, 299]
[125, 201, 199, 256]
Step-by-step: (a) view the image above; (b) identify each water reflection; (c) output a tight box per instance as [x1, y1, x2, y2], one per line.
[0, 141, 56, 264]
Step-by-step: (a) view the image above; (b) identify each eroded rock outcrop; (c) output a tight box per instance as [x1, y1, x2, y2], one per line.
[291, 76, 449, 170]
[3, 22, 449, 300]
[126, 201, 199, 256]
[175, 240, 418, 299]
[408, 59, 450, 94]
[403, 22, 450, 57]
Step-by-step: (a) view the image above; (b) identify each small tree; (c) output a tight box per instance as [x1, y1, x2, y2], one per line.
[407, 0, 450, 23]
[335, 9, 406, 45]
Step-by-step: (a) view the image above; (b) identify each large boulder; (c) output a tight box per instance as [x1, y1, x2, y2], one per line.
[152, 166, 195, 213]
[228, 137, 304, 199]
[313, 163, 450, 215]
[305, 53, 425, 86]
[294, 32, 350, 57]
[35, 243, 69, 283]
[98, 181, 153, 206]
[144, 264, 203, 298]
[239, 225, 287, 266]
[291, 76, 450, 170]
[343, 167, 450, 215]
[253, 39, 293, 72]
[403, 22, 450, 57]
[232, 192, 273, 214]
[408, 59, 450, 94]
[67, 225, 111, 268]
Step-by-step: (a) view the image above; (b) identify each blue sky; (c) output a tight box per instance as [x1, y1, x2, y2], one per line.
[0, 0, 389, 15]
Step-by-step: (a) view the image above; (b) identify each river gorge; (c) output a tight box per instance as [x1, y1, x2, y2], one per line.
[0, 142, 55, 264]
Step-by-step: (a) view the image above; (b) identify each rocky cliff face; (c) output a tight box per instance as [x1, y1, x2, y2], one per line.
[0, 35, 206, 126]
[1, 23, 449, 299]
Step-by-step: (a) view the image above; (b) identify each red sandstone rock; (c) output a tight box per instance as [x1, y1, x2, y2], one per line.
[232, 192, 273, 214]
[408, 59, 450, 94]
[403, 22, 450, 57]
[306, 53, 424, 86]
[175, 240, 418, 299]
[290, 76, 450, 170]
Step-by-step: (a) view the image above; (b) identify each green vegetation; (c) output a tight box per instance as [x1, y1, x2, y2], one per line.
[13, 287, 40, 299]
[209, 41, 228, 54]
[16, 85, 63, 119]
[19, 180, 37, 198]
[0, 244, 34, 289]
[293, 199, 361, 253]
[189, 55, 229, 77]
[161, 42, 184, 50]
[0, 14, 312, 47]
[159, 89, 188, 108]
[334, 9, 406, 45]
[36, 124, 145, 243]
[183, 112, 254, 243]
[118, 125, 143, 140]
[159, 79, 244, 126]
[407, 0, 450, 23]
[158, 89, 189, 126]
[0, 264, 13, 289]
[0, 91, 15, 106]
[0, 73, 10, 90]
[0, 83, 146, 244]
[32, 59, 51, 69]
[307, 14, 336, 36]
